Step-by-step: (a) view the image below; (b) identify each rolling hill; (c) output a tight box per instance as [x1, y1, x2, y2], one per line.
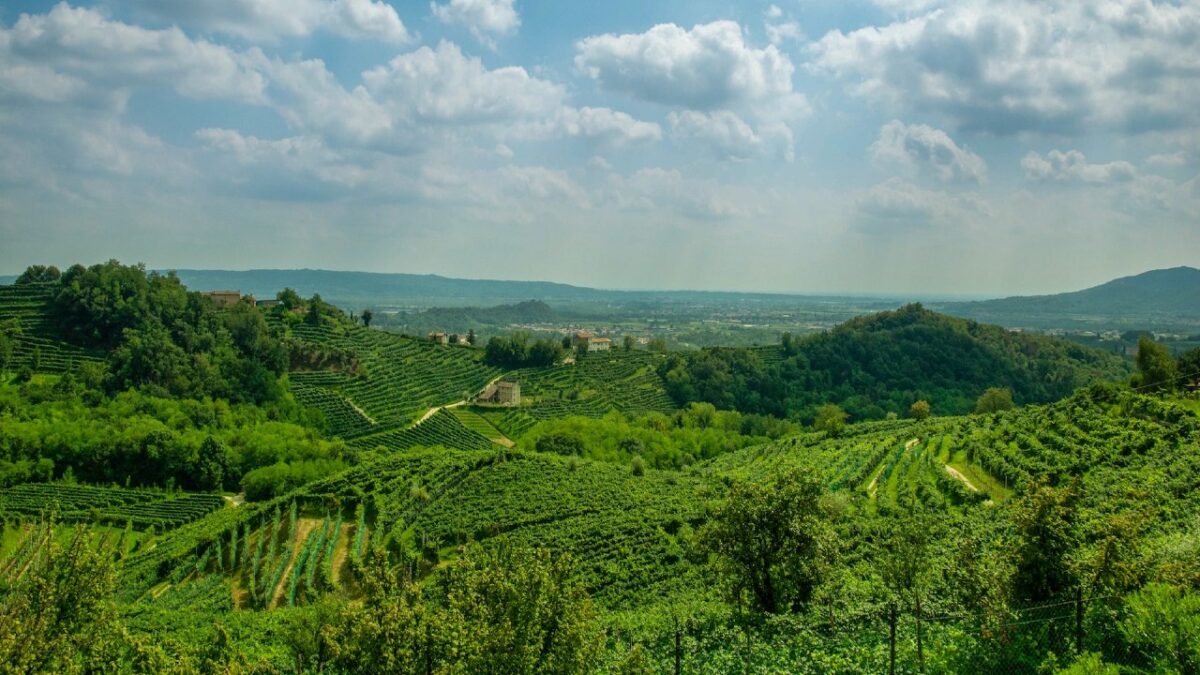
[939, 266, 1200, 331]
[661, 304, 1132, 421]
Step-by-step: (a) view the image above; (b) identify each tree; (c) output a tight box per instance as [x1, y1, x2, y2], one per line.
[276, 287, 303, 311]
[1012, 479, 1080, 602]
[305, 294, 325, 326]
[1118, 583, 1200, 673]
[1177, 347, 1200, 390]
[813, 403, 848, 436]
[15, 265, 61, 284]
[0, 524, 126, 671]
[699, 469, 837, 613]
[195, 436, 232, 491]
[360, 309, 374, 327]
[974, 387, 1015, 414]
[623, 335, 635, 351]
[467, 329, 477, 346]
[909, 399, 931, 420]
[1135, 335, 1176, 392]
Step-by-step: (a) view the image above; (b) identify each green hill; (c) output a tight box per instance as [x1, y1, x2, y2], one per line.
[89, 385, 1200, 671]
[940, 266, 1200, 331]
[661, 303, 1131, 421]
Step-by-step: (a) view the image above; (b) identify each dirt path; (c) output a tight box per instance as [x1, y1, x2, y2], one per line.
[867, 438, 919, 498]
[270, 518, 321, 608]
[347, 399, 376, 425]
[944, 465, 980, 492]
[223, 493, 245, 508]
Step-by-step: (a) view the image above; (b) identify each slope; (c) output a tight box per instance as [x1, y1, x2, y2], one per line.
[940, 266, 1200, 330]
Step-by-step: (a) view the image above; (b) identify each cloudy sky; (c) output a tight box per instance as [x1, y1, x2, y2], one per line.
[1, 0, 1198, 295]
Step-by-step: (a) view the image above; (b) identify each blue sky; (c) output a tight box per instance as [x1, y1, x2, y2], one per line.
[1, 0, 1197, 295]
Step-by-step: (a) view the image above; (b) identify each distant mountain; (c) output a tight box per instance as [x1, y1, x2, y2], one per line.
[0, 275, 15, 286]
[375, 300, 563, 335]
[938, 267, 1200, 331]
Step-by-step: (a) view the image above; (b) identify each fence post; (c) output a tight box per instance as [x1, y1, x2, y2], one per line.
[888, 602, 897, 675]
[1075, 586, 1084, 655]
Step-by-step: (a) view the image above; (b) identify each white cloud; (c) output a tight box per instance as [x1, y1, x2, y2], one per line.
[575, 21, 797, 111]
[870, 121, 987, 183]
[1, 3, 267, 107]
[810, 0, 1200, 135]
[130, 0, 411, 44]
[431, 0, 519, 47]
[1146, 152, 1187, 168]
[763, 5, 803, 46]
[1021, 150, 1137, 184]
[362, 41, 563, 124]
[668, 110, 793, 162]
[555, 107, 662, 146]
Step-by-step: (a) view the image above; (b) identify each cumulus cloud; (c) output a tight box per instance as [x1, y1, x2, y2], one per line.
[130, 0, 412, 44]
[870, 121, 987, 183]
[855, 178, 989, 234]
[1, 3, 267, 108]
[555, 107, 662, 146]
[575, 21, 798, 111]
[809, 0, 1200, 135]
[668, 110, 793, 162]
[605, 168, 750, 221]
[1021, 150, 1137, 184]
[431, 0, 519, 47]
[763, 5, 803, 46]
[362, 41, 563, 124]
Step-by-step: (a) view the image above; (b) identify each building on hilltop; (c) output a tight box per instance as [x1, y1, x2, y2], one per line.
[571, 331, 612, 352]
[256, 299, 280, 309]
[428, 331, 449, 345]
[204, 290, 242, 308]
[476, 380, 520, 405]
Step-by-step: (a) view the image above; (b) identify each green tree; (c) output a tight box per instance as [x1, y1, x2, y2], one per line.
[0, 524, 126, 671]
[276, 287, 303, 311]
[15, 264, 61, 284]
[623, 335, 635, 351]
[909, 399, 931, 420]
[699, 469, 837, 613]
[974, 387, 1015, 414]
[1012, 479, 1080, 602]
[360, 309, 374, 327]
[195, 435, 232, 491]
[813, 403, 849, 437]
[1135, 335, 1176, 392]
[1177, 346, 1200, 390]
[467, 329, 477, 346]
[1119, 583, 1200, 673]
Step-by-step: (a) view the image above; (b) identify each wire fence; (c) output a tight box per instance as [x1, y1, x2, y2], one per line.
[609, 592, 1151, 674]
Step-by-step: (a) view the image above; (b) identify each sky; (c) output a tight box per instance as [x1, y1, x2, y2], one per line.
[1, 0, 1198, 295]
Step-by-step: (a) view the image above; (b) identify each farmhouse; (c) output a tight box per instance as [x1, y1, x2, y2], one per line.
[477, 380, 520, 405]
[428, 332, 449, 345]
[571, 331, 612, 352]
[204, 290, 242, 308]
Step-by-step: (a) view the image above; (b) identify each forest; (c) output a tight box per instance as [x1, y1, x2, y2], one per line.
[1, 262, 1198, 673]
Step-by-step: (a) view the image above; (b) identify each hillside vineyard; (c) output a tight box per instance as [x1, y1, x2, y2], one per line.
[0, 262, 1198, 674]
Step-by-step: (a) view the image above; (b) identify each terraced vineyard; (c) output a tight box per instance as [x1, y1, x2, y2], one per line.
[0, 483, 225, 528]
[508, 350, 677, 420]
[448, 407, 509, 444]
[283, 323, 502, 438]
[346, 409, 495, 452]
[0, 283, 104, 372]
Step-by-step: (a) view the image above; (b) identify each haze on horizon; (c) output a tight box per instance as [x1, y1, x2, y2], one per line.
[1, 0, 1198, 296]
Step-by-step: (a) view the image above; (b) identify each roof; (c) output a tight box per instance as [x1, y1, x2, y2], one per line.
[205, 290, 241, 296]
[592, 337, 612, 343]
[574, 330, 594, 338]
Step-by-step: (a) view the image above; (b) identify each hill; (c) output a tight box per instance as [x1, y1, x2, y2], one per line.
[374, 299, 563, 336]
[91, 385, 1200, 671]
[939, 266, 1200, 331]
[660, 303, 1132, 421]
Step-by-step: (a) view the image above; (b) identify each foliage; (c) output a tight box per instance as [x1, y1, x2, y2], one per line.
[242, 459, 349, 501]
[813, 403, 849, 436]
[1119, 583, 1200, 673]
[975, 387, 1015, 414]
[699, 469, 837, 613]
[909, 399, 931, 420]
[660, 304, 1129, 422]
[325, 545, 604, 673]
[483, 332, 565, 368]
[1135, 335, 1177, 392]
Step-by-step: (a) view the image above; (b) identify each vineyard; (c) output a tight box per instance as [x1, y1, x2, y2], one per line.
[506, 350, 677, 421]
[0, 483, 225, 529]
[284, 322, 501, 438]
[0, 283, 104, 373]
[346, 408, 496, 452]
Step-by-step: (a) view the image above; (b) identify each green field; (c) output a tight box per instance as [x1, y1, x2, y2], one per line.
[0, 283, 105, 373]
